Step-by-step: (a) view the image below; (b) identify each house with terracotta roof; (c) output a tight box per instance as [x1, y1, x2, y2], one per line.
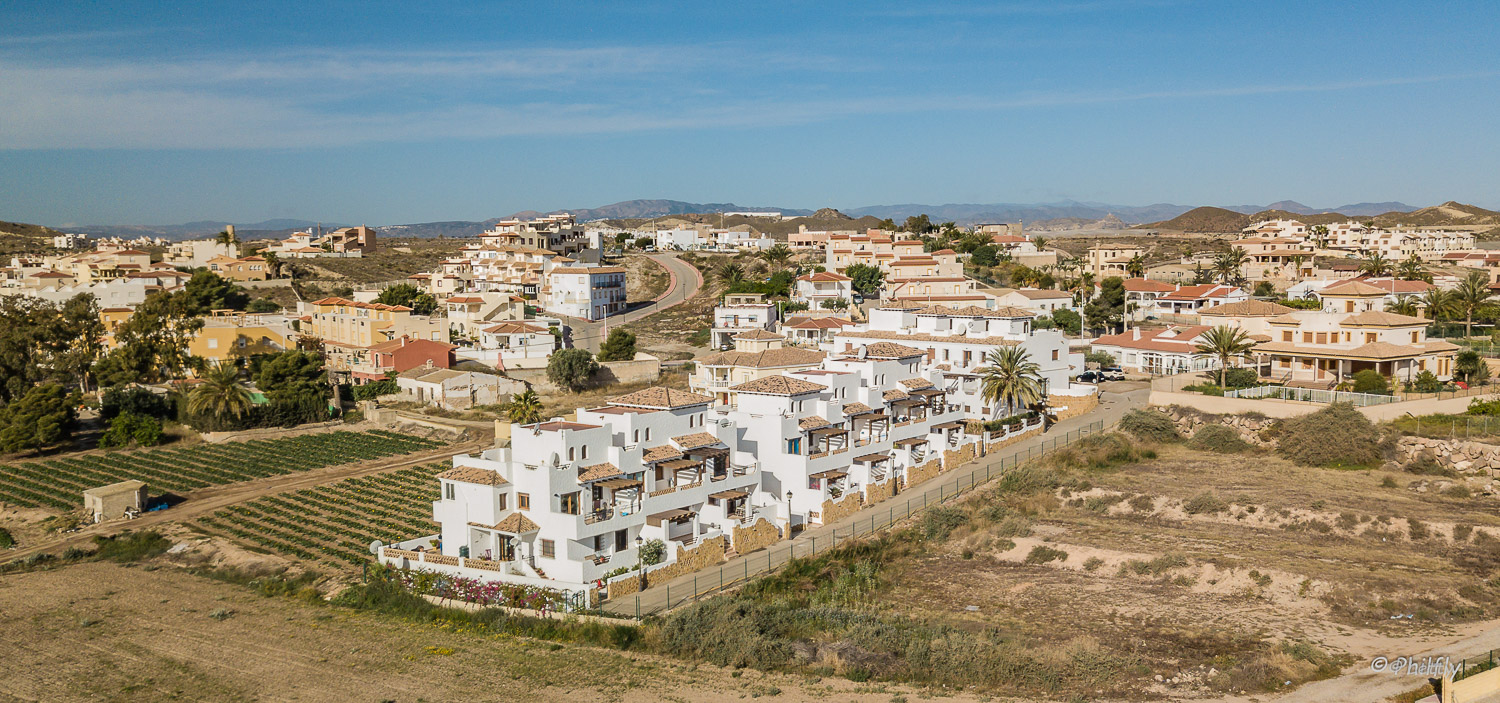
[991, 288, 1076, 315]
[337, 336, 457, 383]
[444, 292, 526, 339]
[1251, 310, 1457, 388]
[389, 385, 763, 604]
[1085, 246, 1142, 278]
[1314, 278, 1434, 314]
[710, 293, 779, 349]
[691, 329, 825, 404]
[463, 320, 558, 367]
[205, 254, 270, 282]
[1122, 278, 1178, 322]
[793, 271, 853, 308]
[1091, 325, 1219, 375]
[831, 303, 1081, 417]
[1153, 284, 1250, 315]
[781, 315, 856, 346]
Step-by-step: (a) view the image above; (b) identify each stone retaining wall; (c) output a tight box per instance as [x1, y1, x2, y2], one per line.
[607, 535, 727, 599]
[731, 518, 781, 555]
[1163, 406, 1276, 446]
[1049, 393, 1099, 422]
[1395, 436, 1500, 474]
[904, 458, 942, 488]
[820, 492, 863, 525]
[865, 477, 897, 504]
[943, 445, 975, 471]
[987, 424, 1044, 451]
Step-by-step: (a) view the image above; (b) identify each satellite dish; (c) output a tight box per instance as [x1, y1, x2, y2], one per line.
[369, 540, 384, 555]
[548, 452, 560, 468]
[857, 346, 868, 360]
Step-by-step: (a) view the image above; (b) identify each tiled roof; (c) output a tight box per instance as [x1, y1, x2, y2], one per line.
[1199, 300, 1297, 317]
[732, 329, 784, 340]
[1010, 288, 1073, 300]
[1341, 311, 1427, 327]
[796, 271, 852, 282]
[642, 445, 683, 463]
[438, 466, 507, 486]
[489, 512, 540, 534]
[727, 375, 827, 396]
[836, 330, 1022, 347]
[784, 316, 854, 330]
[1252, 340, 1436, 360]
[482, 322, 548, 335]
[798, 416, 833, 430]
[841, 402, 872, 415]
[1317, 280, 1388, 296]
[859, 341, 925, 359]
[696, 347, 825, 369]
[900, 377, 935, 389]
[883, 389, 908, 401]
[1159, 284, 1243, 301]
[1092, 326, 1212, 353]
[1325, 278, 1434, 294]
[608, 387, 715, 409]
[577, 462, 623, 482]
[915, 304, 1035, 319]
[672, 432, 722, 450]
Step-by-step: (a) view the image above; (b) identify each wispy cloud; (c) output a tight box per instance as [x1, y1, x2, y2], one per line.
[0, 27, 182, 46]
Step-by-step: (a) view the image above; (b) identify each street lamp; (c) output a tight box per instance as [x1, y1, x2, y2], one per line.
[635, 535, 645, 589]
[784, 490, 793, 537]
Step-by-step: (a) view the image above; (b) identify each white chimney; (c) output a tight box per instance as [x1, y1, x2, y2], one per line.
[1132, 329, 1141, 341]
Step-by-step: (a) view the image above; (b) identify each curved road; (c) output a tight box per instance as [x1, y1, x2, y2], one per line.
[564, 253, 703, 353]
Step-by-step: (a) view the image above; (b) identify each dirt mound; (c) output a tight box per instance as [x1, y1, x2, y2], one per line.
[809, 208, 853, 220]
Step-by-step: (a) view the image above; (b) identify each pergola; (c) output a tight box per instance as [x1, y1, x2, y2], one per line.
[853, 451, 893, 480]
[808, 425, 849, 453]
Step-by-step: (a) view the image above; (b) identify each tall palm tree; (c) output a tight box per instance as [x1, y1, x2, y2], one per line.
[1194, 325, 1257, 392]
[1215, 247, 1248, 284]
[760, 243, 793, 270]
[1032, 236, 1049, 251]
[1309, 224, 1329, 249]
[1453, 271, 1493, 340]
[215, 228, 238, 254]
[1288, 254, 1306, 277]
[261, 250, 283, 278]
[188, 362, 253, 420]
[506, 389, 544, 424]
[1389, 298, 1420, 317]
[1419, 287, 1455, 322]
[1126, 254, 1146, 278]
[977, 347, 1045, 419]
[1359, 250, 1392, 277]
[1396, 254, 1426, 281]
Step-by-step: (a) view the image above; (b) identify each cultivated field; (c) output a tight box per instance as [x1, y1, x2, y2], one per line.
[0, 430, 447, 510]
[192, 462, 445, 569]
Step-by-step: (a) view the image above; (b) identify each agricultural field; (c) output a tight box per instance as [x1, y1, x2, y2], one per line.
[193, 462, 445, 570]
[0, 430, 446, 510]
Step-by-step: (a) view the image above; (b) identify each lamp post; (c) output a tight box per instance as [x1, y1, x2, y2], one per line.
[635, 535, 645, 590]
[784, 490, 793, 538]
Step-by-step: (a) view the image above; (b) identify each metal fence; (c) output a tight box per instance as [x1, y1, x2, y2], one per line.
[1224, 385, 1402, 406]
[618, 419, 1107, 618]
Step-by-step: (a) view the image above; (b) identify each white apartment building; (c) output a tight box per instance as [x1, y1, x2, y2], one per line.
[1248, 219, 1476, 262]
[456, 320, 559, 368]
[545, 266, 627, 321]
[710, 293, 780, 349]
[830, 304, 1080, 417]
[165, 238, 239, 268]
[443, 293, 526, 340]
[653, 228, 711, 251]
[792, 271, 853, 308]
[479, 214, 588, 257]
[383, 387, 764, 599]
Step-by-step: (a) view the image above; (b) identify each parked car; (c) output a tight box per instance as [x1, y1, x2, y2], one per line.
[851, 292, 864, 305]
[1075, 371, 1100, 383]
[1100, 367, 1126, 381]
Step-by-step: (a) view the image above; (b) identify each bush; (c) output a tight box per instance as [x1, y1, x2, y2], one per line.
[1181, 383, 1225, 396]
[1275, 402, 1383, 468]
[1183, 492, 1229, 515]
[1411, 370, 1441, 393]
[597, 329, 637, 362]
[1187, 424, 1250, 453]
[1023, 545, 1068, 565]
[639, 538, 666, 566]
[1350, 369, 1390, 395]
[1456, 349, 1490, 385]
[0, 527, 12, 549]
[352, 378, 399, 401]
[1213, 367, 1259, 389]
[100, 386, 172, 421]
[1118, 409, 1179, 443]
[92, 531, 170, 563]
[921, 506, 968, 540]
[98, 412, 164, 448]
[546, 349, 599, 392]
[1084, 350, 1116, 366]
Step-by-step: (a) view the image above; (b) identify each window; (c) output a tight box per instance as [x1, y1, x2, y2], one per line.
[567, 447, 575, 461]
[518, 493, 530, 510]
[581, 445, 589, 459]
[1366, 333, 1377, 344]
[787, 437, 801, 455]
[1282, 331, 1293, 342]
[644, 428, 651, 441]
[207, 338, 219, 349]
[1302, 332, 1313, 343]
[808, 477, 821, 490]
[1411, 331, 1419, 343]
[632, 430, 639, 443]
[497, 493, 507, 512]
[444, 482, 455, 500]
[1345, 301, 1355, 313]
[1315, 332, 1327, 344]
[615, 529, 628, 551]
[540, 539, 555, 559]
[1051, 349, 1059, 361]
[962, 350, 972, 366]
[560, 492, 580, 515]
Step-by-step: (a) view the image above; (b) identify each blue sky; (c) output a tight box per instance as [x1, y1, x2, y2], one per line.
[1, 0, 1498, 226]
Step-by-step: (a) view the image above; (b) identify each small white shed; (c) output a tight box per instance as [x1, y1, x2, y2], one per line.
[82, 480, 147, 522]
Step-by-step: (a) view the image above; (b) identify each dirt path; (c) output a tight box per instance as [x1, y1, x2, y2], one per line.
[564, 253, 702, 352]
[4, 439, 487, 563]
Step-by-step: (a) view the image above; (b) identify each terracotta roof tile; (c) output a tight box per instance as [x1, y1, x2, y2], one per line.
[438, 466, 507, 486]
[696, 347, 825, 369]
[608, 387, 715, 409]
[672, 432, 723, 450]
[728, 375, 827, 396]
[642, 445, 684, 463]
[799, 416, 833, 430]
[577, 462, 624, 482]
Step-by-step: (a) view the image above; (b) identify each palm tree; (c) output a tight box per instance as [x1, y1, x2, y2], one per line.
[1032, 236, 1049, 251]
[1419, 287, 1455, 322]
[506, 389, 543, 425]
[1194, 325, 1257, 392]
[1389, 298, 1420, 317]
[713, 261, 746, 287]
[760, 243, 793, 270]
[1288, 254, 1306, 277]
[215, 228, 238, 254]
[261, 249, 283, 278]
[1309, 224, 1329, 249]
[1214, 247, 1248, 284]
[1125, 254, 1146, 278]
[188, 362, 253, 420]
[1453, 270, 1493, 340]
[976, 347, 1045, 419]
[1359, 250, 1392, 277]
[1396, 254, 1426, 281]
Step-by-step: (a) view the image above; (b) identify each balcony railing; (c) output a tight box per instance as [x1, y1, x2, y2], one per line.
[584, 507, 615, 524]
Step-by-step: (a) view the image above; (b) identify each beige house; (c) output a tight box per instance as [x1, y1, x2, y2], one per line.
[305, 297, 447, 349]
[206, 255, 270, 281]
[1085, 246, 1142, 278]
[1249, 310, 1458, 387]
[690, 331, 826, 404]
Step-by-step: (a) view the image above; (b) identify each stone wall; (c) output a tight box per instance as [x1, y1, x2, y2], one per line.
[987, 424, 1044, 451]
[1163, 406, 1276, 447]
[820, 492, 863, 525]
[904, 458, 942, 488]
[865, 477, 897, 504]
[511, 354, 661, 392]
[1394, 436, 1500, 475]
[607, 535, 727, 599]
[943, 445, 975, 471]
[1048, 393, 1099, 422]
[731, 518, 781, 555]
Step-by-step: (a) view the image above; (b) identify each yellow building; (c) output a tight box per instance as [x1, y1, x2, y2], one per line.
[206, 255, 271, 281]
[188, 311, 295, 361]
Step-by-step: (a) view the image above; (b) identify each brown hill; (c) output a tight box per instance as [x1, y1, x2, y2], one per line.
[1136, 207, 1251, 233]
[0, 220, 62, 255]
[810, 208, 852, 220]
[603, 213, 885, 240]
[1372, 201, 1500, 228]
[1247, 210, 1352, 226]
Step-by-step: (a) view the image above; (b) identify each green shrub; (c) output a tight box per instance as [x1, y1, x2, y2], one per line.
[1128, 494, 1156, 512]
[1350, 370, 1390, 395]
[920, 506, 968, 540]
[92, 531, 170, 563]
[1275, 402, 1383, 468]
[1118, 553, 1188, 576]
[99, 412, 164, 448]
[1183, 492, 1229, 515]
[1023, 545, 1068, 565]
[1118, 409, 1180, 443]
[1211, 367, 1259, 389]
[352, 378, 399, 401]
[1084, 350, 1116, 366]
[1181, 383, 1226, 396]
[1467, 397, 1500, 416]
[1412, 370, 1441, 394]
[0, 527, 12, 549]
[1187, 424, 1251, 453]
[1083, 556, 1104, 572]
[639, 538, 667, 566]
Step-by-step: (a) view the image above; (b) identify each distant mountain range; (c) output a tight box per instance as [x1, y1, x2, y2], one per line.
[1138, 201, 1500, 233]
[39, 198, 1471, 242]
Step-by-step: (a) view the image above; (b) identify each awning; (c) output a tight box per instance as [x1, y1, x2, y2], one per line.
[893, 437, 928, 447]
[809, 426, 848, 435]
[930, 421, 966, 430]
[809, 469, 848, 480]
[892, 397, 927, 405]
[688, 447, 730, 459]
[597, 477, 643, 490]
[659, 458, 702, 470]
[909, 388, 945, 396]
[853, 452, 889, 462]
[646, 508, 695, 527]
[709, 488, 749, 500]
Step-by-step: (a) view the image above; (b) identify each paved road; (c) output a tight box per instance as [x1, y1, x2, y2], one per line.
[605, 385, 1149, 616]
[564, 254, 703, 353]
[4, 439, 488, 562]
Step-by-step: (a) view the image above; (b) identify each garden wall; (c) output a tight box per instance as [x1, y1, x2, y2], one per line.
[508, 353, 661, 393]
[864, 477, 897, 504]
[1048, 392, 1098, 422]
[731, 518, 781, 554]
[904, 458, 942, 488]
[986, 424, 1044, 451]
[607, 535, 727, 598]
[820, 492, 864, 525]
